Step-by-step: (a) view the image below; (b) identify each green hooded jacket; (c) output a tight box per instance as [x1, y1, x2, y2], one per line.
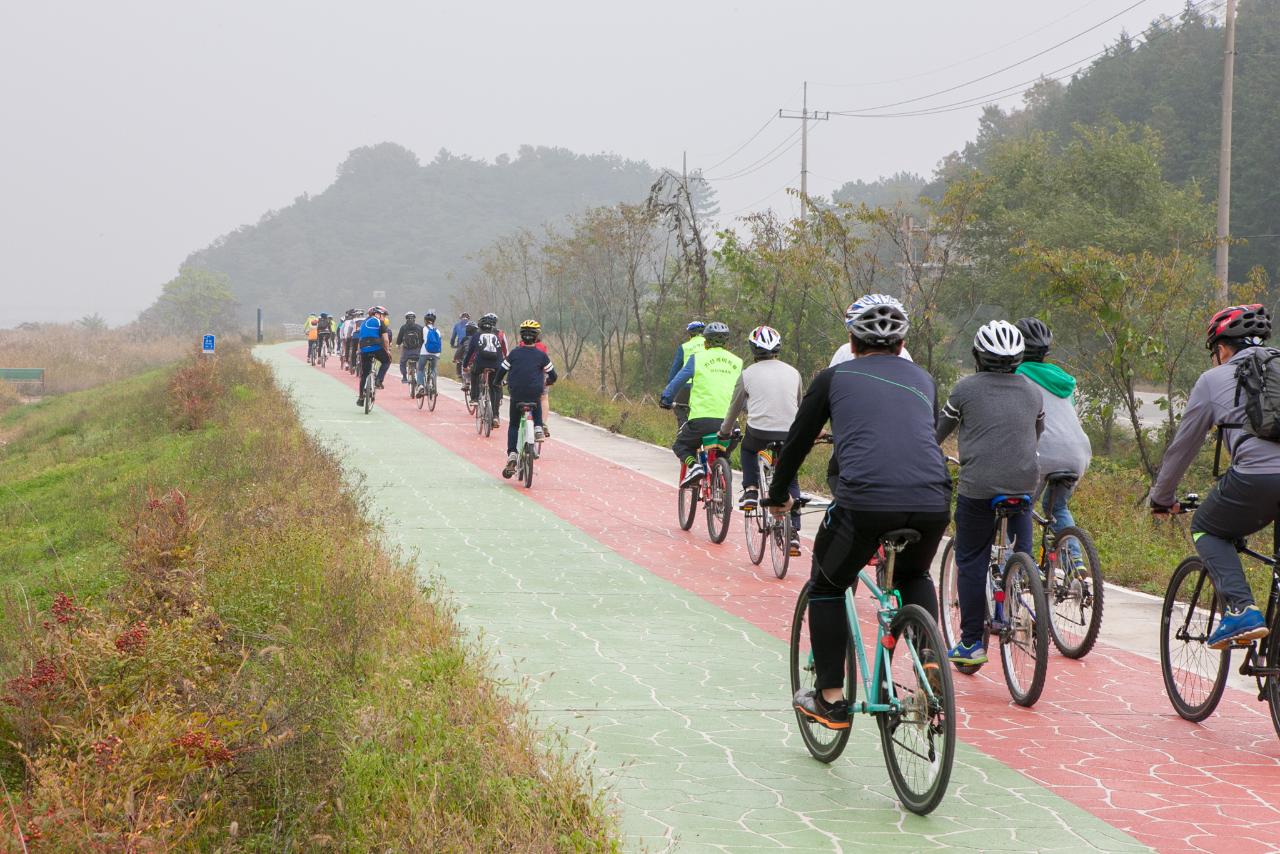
[1016, 360, 1076, 400]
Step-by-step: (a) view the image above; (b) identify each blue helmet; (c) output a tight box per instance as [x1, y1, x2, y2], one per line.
[687, 320, 706, 334]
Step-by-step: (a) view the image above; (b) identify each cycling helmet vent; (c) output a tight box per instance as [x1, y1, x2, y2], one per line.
[1206, 304, 1271, 349]
[687, 320, 707, 334]
[845, 293, 904, 326]
[748, 325, 782, 353]
[704, 321, 730, 345]
[849, 302, 909, 346]
[1014, 317, 1052, 358]
[973, 320, 1024, 371]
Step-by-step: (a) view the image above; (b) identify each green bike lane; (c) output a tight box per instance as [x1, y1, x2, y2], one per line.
[261, 343, 1146, 852]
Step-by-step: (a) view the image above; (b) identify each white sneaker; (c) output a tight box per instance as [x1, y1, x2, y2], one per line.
[534, 426, 545, 442]
[680, 464, 705, 488]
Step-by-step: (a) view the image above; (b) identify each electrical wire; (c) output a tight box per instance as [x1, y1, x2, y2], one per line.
[699, 114, 778, 174]
[704, 125, 804, 181]
[722, 174, 802, 218]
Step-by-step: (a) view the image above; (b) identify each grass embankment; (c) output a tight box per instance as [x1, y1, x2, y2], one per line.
[0, 351, 616, 851]
[551, 379, 1271, 600]
[0, 325, 189, 396]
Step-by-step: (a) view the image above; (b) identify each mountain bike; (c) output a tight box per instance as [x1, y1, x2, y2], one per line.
[676, 430, 739, 544]
[419, 359, 438, 411]
[743, 440, 799, 578]
[1160, 494, 1280, 739]
[510, 402, 539, 488]
[790, 527, 956, 815]
[938, 492, 1051, 707]
[475, 369, 495, 437]
[1033, 472, 1104, 658]
[407, 357, 420, 399]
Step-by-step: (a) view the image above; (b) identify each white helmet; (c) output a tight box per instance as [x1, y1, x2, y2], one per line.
[845, 293, 904, 325]
[973, 320, 1024, 371]
[846, 294, 909, 345]
[748, 325, 782, 354]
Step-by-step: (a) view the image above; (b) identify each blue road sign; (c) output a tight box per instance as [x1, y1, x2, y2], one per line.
[202, 334, 216, 354]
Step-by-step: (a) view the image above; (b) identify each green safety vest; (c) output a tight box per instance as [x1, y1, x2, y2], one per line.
[688, 347, 743, 421]
[679, 335, 705, 386]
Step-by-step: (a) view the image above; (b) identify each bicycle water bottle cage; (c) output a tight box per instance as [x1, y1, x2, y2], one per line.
[991, 495, 1031, 516]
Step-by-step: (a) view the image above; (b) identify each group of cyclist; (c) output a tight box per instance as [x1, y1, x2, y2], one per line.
[655, 293, 1277, 730]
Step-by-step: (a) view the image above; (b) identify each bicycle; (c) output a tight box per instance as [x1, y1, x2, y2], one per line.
[508, 402, 539, 488]
[743, 440, 803, 579]
[938, 487, 1051, 707]
[407, 357, 420, 399]
[789, 527, 956, 814]
[317, 339, 329, 369]
[416, 361, 438, 411]
[1159, 493, 1280, 738]
[676, 430, 739, 544]
[475, 369, 495, 437]
[1033, 472, 1104, 659]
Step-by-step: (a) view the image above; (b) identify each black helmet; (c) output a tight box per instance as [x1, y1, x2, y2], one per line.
[465, 320, 479, 334]
[703, 321, 730, 347]
[479, 312, 497, 331]
[1015, 317, 1052, 361]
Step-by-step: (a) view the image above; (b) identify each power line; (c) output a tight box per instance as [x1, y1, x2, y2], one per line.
[704, 125, 804, 181]
[722, 174, 802, 218]
[829, 0, 1153, 115]
[700, 114, 778, 174]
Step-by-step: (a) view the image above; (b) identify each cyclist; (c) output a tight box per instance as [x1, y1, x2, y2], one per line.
[719, 325, 804, 555]
[1151, 304, 1279, 649]
[830, 295, 913, 366]
[396, 311, 424, 384]
[666, 321, 706, 428]
[316, 312, 335, 358]
[457, 319, 479, 392]
[305, 313, 319, 363]
[659, 321, 742, 487]
[497, 320, 558, 477]
[355, 306, 392, 407]
[465, 313, 508, 428]
[342, 310, 363, 370]
[450, 311, 472, 377]
[1014, 317, 1092, 569]
[414, 310, 444, 393]
[531, 326, 553, 437]
[765, 297, 951, 729]
[936, 320, 1044, 667]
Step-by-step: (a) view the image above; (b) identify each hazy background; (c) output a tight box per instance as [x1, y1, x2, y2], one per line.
[1, 0, 1196, 324]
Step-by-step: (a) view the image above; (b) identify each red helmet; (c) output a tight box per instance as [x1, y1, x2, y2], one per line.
[1206, 304, 1271, 350]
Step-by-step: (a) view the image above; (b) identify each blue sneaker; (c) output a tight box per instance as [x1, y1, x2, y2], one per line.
[947, 641, 987, 666]
[1207, 605, 1269, 650]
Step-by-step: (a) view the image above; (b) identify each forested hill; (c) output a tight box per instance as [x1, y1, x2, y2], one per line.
[933, 0, 1280, 283]
[185, 143, 658, 323]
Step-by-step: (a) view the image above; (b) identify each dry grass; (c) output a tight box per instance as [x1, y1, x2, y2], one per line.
[0, 325, 191, 396]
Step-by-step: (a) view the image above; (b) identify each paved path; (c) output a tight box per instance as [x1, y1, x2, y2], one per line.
[261, 344, 1280, 852]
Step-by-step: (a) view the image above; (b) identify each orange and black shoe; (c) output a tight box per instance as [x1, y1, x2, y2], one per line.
[792, 689, 850, 730]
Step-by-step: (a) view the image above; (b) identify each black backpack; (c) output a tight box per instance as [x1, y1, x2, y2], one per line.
[402, 325, 424, 350]
[1234, 347, 1280, 442]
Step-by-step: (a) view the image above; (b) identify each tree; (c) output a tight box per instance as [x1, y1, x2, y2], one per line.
[78, 313, 108, 332]
[140, 267, 238, 336]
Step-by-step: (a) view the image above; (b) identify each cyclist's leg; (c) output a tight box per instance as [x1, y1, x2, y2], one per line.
[1009, 506, 1034, 555]
[374, 351, 391, 386]
[427, 354, 438, 386]
[1191, 470, 1280, 611]
[883, 510, 950, 620]
[488, 372, 502, 419]
[414, 356, 425, 388]
[672, 418, 718, 466]
[808, 506, 881, 696]
[952, 495, 998, 646]
[788, 478, 803, 531]
[740, 430, 762, 492]
[506, 401, 520, 454]
[357, 352, 372, 396]
[399, 351, 410, 382]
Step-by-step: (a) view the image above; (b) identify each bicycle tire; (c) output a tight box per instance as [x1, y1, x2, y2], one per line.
[744, 507, 766, 565]
[363, 374, 374, 415]
[1045, 526, 1104, 659]
[705, 456, 732, 544]
[789, 583, 853, 763]
[1000, 552, 1049, 708]
[522, 446, 534, 489]
[1160, 557, 1230, 722]
[937, 540, 983, 676]
[877, 604, 956, 816]
[678, 481, 698, 531]
[416, 383, 426, 409]
[427, 381, 438, 411]
[769, 513, 792, 579]
[1265, 624, 1280, 741]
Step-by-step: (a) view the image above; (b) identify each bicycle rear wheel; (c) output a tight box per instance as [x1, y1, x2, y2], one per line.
[678, 480, 698, 531]
[937, 540, 983, 676]
[743, 507, 766, 565]
[789, 583, 853, 763]
[427, 379, 438, 411]
[1045, 526, 1104, 659]
[877, 604, 955, 815]
[1160, 557, 1230, 722]
[481, 396, 492, 437]
[363, 375, 374, 414]
[769, 514, 792, 579]
[1264, 625, 1280, 740]
[1000, 552, 1049, 707]
[520, 449, 534, 488]
[705, 457, 732, 544]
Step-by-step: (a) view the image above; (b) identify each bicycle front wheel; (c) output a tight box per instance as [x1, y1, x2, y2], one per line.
[677, 480, 698, 531]
[769, 513, 792, 579]
[363, 376, 374, 414]
[1000, 552, 1049, 707]
[877, 604, 955, 816]
[743, 507, 766, 565]
[1160, 557, 1230, 722]
[427, 383, 438, 411]
[1264, 624, 1280, 740]
[938, 540, 983, 676]
[481, 398, 492, 437]
[789, 583, 853, 763]
[1045, 526, 1104, 659]
[705, 457, 732, 544]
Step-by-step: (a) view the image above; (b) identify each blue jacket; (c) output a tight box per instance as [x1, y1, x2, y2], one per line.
[450, 319, 470, 347]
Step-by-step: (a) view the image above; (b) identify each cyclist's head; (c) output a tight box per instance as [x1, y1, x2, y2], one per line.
[748, 325, 781, 360]
[972, 320, 1024, 373]
[465, 321, 479, 334]
[703, 321, 730, 348]
[319, 312, 329, 319]
[687, 320, 706, 337]
[404, 311, 416, 320]
[1015, 317, 1052, 362]
[846, 294, 909, 354]
[1206, 304, 1271, 355]
[367, 305, 381, 317]
[461, 312, 471, 320]
[519, 319, 541, 345]
[479, 312, 498, 331]
[424, 309, 437, 323]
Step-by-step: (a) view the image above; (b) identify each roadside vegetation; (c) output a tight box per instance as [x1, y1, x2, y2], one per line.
[0, 350, 616, 852]
[0, 323, 188, 397]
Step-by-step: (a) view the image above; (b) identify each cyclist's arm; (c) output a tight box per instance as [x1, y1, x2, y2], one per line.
[719, 375, 747, 437]
[661, 356, 696, 403]
[1151, 375, 1216, 506]
[495, 358, 510, 387]
[545, 360, 558, 387]
[395, 326, 404, 346]
[1035, 409, 1046, 439]
[936, 397, 961, 444]
[667, 346, 685, 383]
[768, 369, 833, 505]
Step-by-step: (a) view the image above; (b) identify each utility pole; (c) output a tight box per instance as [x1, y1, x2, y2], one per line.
[779, 81, 829, 222]
[1215, 0, 1238, 302]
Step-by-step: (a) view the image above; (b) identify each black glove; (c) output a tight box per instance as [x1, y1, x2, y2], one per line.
[659, 399, 672, 410]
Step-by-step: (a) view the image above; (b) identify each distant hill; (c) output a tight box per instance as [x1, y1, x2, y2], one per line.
[185, 143, 659, 325]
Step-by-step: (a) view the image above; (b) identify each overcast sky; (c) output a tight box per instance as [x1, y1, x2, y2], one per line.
[1, 0, 1202, 325]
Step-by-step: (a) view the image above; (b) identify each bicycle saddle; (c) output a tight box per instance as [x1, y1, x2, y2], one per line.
[991, 495, 1031, 514]
[1044, 471, 1079, 487]
[880, 528, 921, 549]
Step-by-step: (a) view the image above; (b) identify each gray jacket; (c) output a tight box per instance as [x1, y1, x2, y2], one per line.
[721, 359, 803, 435]
[1151, 348, 1280, 506]
[937, 372, 1045, 500]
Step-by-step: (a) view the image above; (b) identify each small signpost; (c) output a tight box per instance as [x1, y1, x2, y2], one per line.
[202, 334, 216, 356]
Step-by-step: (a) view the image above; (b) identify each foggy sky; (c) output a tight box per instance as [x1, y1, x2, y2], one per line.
[1, 0, 1198, 325]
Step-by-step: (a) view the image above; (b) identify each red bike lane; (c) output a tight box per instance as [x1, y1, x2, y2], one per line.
[308, 349, 1280, 853]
